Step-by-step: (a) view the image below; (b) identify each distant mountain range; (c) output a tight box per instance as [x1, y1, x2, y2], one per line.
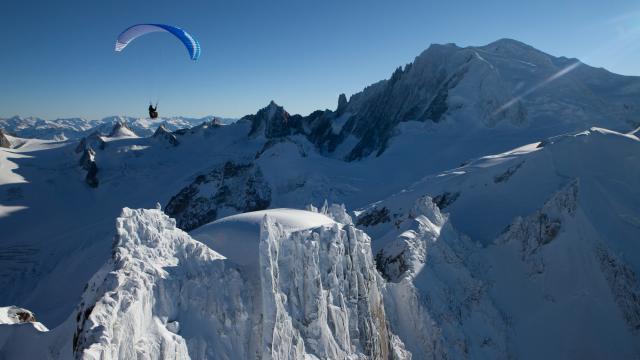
[0, 115, 237, 140]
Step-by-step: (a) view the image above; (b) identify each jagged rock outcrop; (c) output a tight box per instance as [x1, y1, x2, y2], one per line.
[242, 40, 639, 161]
[165, 161, 271, 231]
[78, 148, 95, 171]
[0, 306, 50, 358]
[596, 246, 640, 332]
[0, 129, 11, 148]
[336, 93, 348, 114]
[0, 306, 42, 326]
[78, 148, 99, 188]
[75, 132, 106, 153]
[152, 124, 179, 146]
[496, 180, 579, 264]
[246, 101, 302, 138]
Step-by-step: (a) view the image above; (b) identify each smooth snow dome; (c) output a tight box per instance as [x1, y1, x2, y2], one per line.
[190, 208, 336, 265]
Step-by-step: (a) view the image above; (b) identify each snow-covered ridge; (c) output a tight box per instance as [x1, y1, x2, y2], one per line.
[2, 205, 408, 359]
[237, 39, 640, 160]
[358, 127, 640, 358]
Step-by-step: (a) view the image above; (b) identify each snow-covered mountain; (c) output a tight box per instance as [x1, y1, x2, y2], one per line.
[0, 115, 236, 140]
[360, 127, 640, 358]
[1, 39, 640, 359]
[239, 39, 639, 162]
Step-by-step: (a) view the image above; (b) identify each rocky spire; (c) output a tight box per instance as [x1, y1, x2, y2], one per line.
[336, 93, 348, 114]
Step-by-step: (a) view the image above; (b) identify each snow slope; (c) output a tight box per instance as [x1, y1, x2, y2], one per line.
[360, 127, 640, 358]
[190, 208, 335, 265]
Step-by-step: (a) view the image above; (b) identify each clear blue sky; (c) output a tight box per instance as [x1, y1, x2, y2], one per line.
[1, 0, 639, 119]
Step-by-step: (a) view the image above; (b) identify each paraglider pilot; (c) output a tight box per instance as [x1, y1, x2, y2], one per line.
[149, 103, 158, 119]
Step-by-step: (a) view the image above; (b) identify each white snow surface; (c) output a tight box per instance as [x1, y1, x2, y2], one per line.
[190, 208, 335, 265]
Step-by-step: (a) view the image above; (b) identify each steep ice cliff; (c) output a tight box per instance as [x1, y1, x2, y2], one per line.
[2, 205, 408, 359]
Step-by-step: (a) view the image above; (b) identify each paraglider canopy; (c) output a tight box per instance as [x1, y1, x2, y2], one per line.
[115, 24, 201, 60]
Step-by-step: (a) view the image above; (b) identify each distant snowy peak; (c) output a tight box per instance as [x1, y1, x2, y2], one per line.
[232, 39, 640, 161]
[107, 121, 138, 138]
[0, 116, 96, 141]
[333, 38, 640, 158]
[0, 115, 236, 140]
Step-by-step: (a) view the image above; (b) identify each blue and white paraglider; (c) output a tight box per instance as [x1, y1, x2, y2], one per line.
[115, 24, 200, 118]
[115, 23, 201, 60]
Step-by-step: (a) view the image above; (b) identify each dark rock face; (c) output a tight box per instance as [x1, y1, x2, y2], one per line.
[75, 132, 106, 154]
[241, 47, 474, 161]
[494, 162, 524, 183]
[375, 249, 409, 281]
[336, 93, 348, 114]
[16, 310, 37, 323]
[78, 148, 96, 171]
[152, 124, 179, 146]
[241, 40, 640, 162]
[85, 162, 99, 188]
[433, 191, 460, 209]
[596, 246, 640, 331]
[246, 101, 303, 138]
[79, 148, 99, 188]
[165, 161, 272, 231]
[356, 207, 391, 227]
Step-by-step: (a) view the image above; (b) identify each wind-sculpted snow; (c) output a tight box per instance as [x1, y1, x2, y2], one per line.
[0, 205, 405, 359]
[72, 207, 255, 360]
[190, 208, 335, 266]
